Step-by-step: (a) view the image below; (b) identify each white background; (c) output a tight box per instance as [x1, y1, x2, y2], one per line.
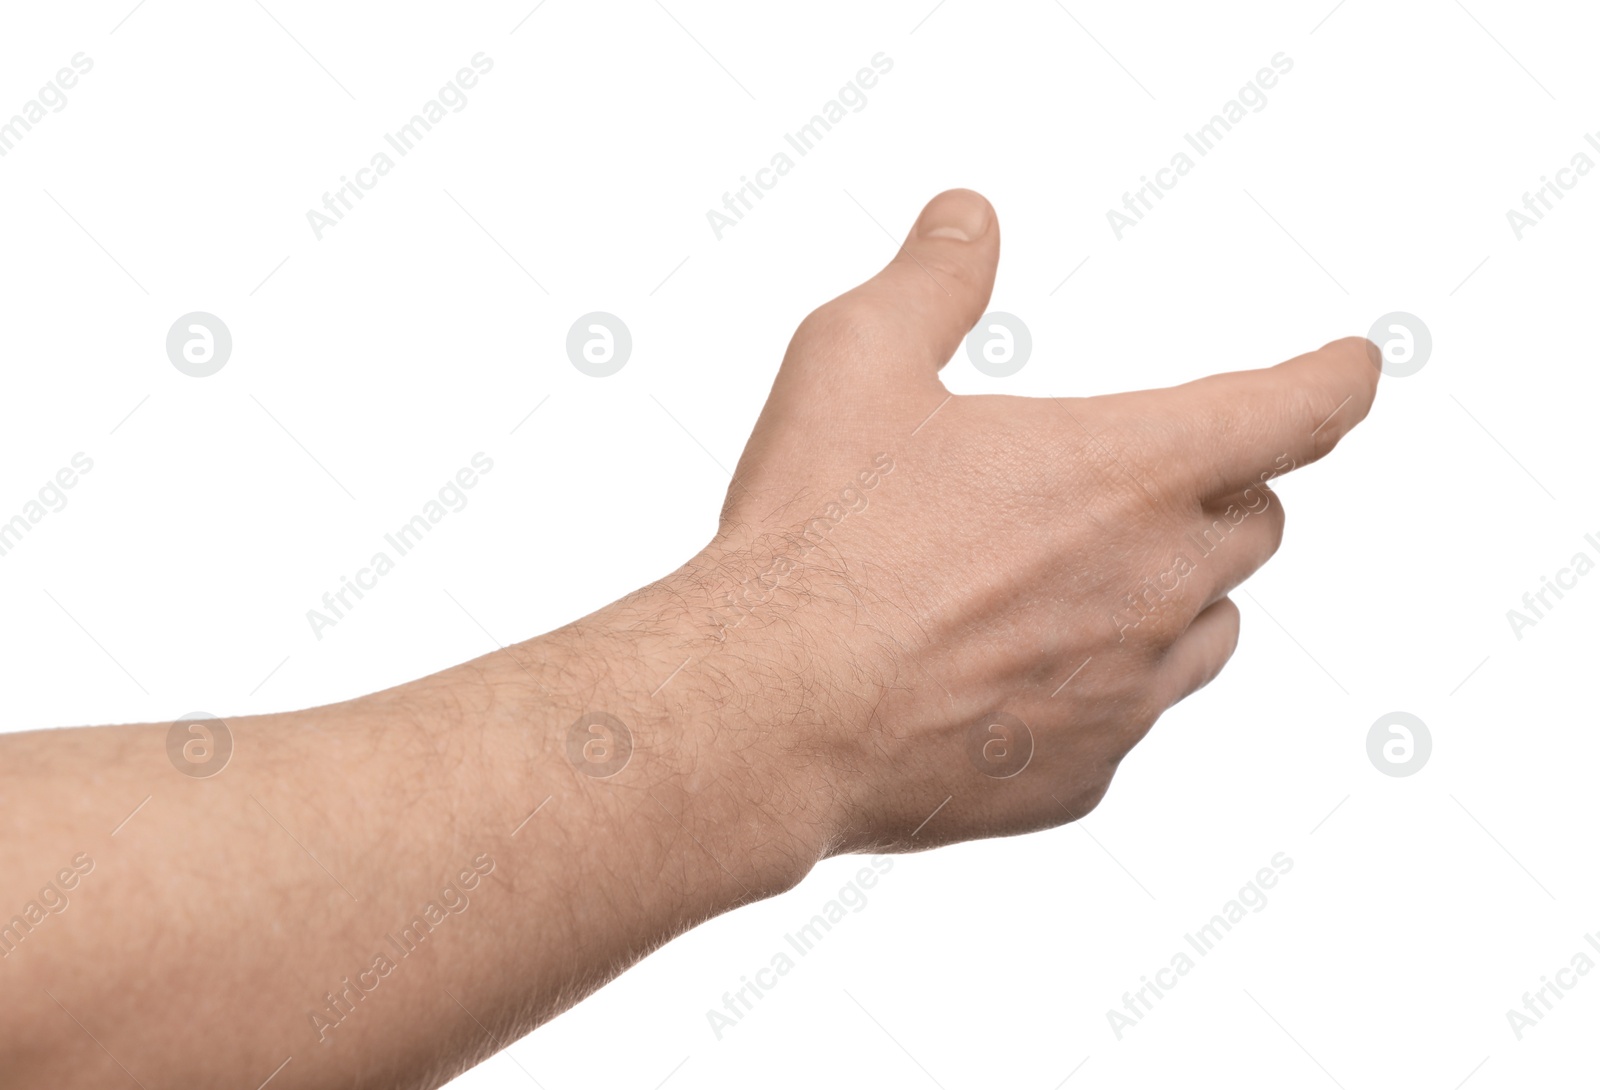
[2, 0, 1596, 1086]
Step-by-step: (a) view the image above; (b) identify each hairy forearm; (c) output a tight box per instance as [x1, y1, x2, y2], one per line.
[0, 559, 827, 1089]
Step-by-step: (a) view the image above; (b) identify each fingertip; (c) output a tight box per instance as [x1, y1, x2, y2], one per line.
[1308, 335, 1382, 428]
[1357, 335, 1384, 375]
[1323, 335, 1384, 390]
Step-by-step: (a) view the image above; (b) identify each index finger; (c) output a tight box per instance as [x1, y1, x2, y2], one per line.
[1158, 336, 1382, 499]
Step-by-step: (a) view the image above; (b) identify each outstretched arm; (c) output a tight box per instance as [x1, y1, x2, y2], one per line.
[0, 189, 1379, 1089]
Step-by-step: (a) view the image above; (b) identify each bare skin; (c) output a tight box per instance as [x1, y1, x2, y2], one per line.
[0, 189, 1379, 1088]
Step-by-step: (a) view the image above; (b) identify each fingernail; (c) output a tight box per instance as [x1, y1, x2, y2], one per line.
[917, 189, 991, 242]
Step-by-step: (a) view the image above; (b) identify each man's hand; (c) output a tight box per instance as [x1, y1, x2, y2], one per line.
[0, 188, 1379, 1089]
[675, 187, 1380, 855]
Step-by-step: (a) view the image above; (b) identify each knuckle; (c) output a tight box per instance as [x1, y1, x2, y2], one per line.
[1253, 490, 1287, 559]
[1216, 595, 1243, 637]
[1059, 777, 1113, 822]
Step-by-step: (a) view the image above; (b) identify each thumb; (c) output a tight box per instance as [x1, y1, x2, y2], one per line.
[780, 188, 1001, 393]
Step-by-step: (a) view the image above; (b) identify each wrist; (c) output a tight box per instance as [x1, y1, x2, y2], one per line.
[511, 559, 851, 899]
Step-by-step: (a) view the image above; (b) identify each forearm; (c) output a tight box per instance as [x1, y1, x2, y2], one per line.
[0, 561, 825, 1089]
